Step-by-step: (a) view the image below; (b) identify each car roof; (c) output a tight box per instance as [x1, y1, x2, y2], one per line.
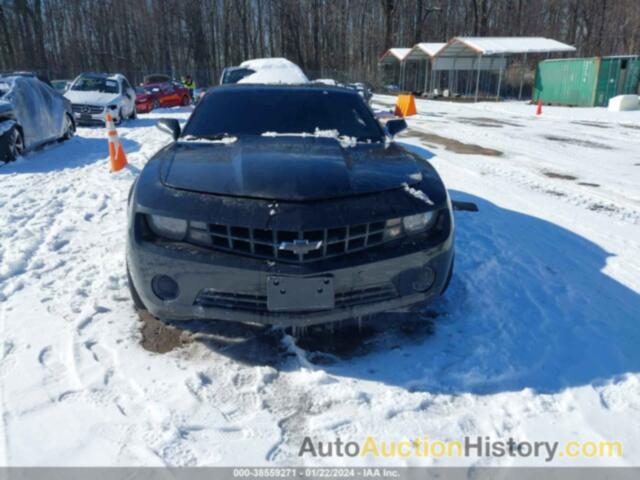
[0, 73, 52, 87]
[210, 83, 359, 95]
[78, 72, 123, 81]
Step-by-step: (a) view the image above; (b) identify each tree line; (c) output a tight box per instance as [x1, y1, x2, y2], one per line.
[1, 0, 639, 87]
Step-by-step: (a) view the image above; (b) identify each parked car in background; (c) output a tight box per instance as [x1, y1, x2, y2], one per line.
[313, 78, 339, 86]
[347, 82, 373, 103]
[126, 85, 454, 327]
[0, 74, 75, 162]
[220, 58, 309, 85]
[51, 79, 71, 93]
[65, 73, 136, 125]
[143, 74, 171, 85]
[219, 66, 256, 85]
[135, 82, 191, 114]
[135, 87, 155, 113]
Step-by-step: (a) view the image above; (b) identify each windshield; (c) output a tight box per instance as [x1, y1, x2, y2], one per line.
[221, 68, 255, 85]
[71, 77, 119, 94]
[51, 80, 68, 91]
[184, 88, 384, 142]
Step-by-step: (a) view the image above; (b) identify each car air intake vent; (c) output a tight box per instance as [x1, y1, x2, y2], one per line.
[194, 283, 398, 311]
[71, 104, 104, 114]
[187, 220, 391, 263]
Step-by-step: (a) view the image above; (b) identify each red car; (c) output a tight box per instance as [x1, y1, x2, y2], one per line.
[135, 82, 191, 113]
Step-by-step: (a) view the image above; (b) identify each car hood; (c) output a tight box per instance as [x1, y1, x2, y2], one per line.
[64, 90, 120, 105]
[160, 136, 423, 201]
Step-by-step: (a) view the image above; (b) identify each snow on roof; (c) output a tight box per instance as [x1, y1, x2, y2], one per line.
[379, 48, 412, 64]
[238, 58, 309, 84]
[438, 37, 576, 56]
[406, 43, 447, 60]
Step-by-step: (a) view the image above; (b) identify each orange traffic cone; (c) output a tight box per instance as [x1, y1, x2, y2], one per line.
[394, 94, 417, 117]
[105, 113, 128, 172]
[536, 99, 543, 116]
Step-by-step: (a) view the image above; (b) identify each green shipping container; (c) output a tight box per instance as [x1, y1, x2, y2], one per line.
[533, 56, 640, 107]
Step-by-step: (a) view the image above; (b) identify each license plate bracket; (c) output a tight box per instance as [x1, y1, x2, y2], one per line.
[267, 276, 335, 312]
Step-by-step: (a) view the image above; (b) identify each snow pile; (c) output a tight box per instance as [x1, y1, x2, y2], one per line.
[238, 58, 309, 85]
[608, 95, 639, 112]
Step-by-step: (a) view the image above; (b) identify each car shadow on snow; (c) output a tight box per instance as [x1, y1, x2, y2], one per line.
[0, 135, 141, 174]
[315, 190, 640, 396]
[124, 117, 170, 128]
[162, 188, 640, 396]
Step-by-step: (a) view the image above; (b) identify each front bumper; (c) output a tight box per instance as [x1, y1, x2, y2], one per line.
[136, 101, 153, 113]
[72, 106, 120, 125]
[127, 217, 454, 327]
[73, 111, 107, 125]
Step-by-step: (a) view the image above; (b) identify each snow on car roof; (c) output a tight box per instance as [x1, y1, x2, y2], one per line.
[237, 58, 309, 84]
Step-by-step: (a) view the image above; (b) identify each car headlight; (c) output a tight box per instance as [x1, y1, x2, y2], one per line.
[147, 215, 188, 240]
[384, 218, 402, 240]
[384, 212, 437, 240]
[108, 104, 118, 110]
[403, 211, 437, 233]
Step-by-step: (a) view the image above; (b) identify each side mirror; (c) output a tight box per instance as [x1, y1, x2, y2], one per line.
[385, 118, 407, 137]
[156, 118, 181, 141]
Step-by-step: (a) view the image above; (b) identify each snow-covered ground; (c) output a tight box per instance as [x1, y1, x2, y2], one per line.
[0, 98, 639, 467]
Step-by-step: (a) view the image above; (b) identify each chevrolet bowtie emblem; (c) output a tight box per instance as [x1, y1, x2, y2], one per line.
[278, 239, 323, 255]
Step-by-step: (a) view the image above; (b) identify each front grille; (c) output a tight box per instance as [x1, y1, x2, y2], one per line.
[187, 220, 391, 263]
[72, 104, 104, 114]
[194, 283, 398, 312]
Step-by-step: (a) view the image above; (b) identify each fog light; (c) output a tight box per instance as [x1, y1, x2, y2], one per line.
[152, 275, 179, 301]
[412, 267, 435, 292]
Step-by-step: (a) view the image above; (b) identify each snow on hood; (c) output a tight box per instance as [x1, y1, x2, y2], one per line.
[64, 90, 120, 105]
[402, 182, 434, 205]
[261, 128, 358, 148]
[180, 135, 238, 145]
[238, 58, 309, 85]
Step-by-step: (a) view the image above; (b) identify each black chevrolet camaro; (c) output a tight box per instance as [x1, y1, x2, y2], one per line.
[126, 85, 454, 327]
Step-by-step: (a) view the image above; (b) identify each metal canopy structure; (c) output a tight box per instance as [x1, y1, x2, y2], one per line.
[380, 37, 576, 101]
[379, 48, 412, 64]
[433, 37, 576, 101]
[405, 43, 446, 60]
[379, 48, 412, 88]
[439, 37, 577, 56]
[404, 43, 446, 93]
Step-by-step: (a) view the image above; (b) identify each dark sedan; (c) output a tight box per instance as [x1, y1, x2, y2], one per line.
[126, 85, 454, 327]
[0, 74, 75, 161]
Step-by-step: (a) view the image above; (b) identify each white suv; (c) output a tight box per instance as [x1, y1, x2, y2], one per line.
[65, 73, 136, 125]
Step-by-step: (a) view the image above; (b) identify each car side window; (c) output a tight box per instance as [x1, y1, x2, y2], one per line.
[122, 78, 133, 94]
